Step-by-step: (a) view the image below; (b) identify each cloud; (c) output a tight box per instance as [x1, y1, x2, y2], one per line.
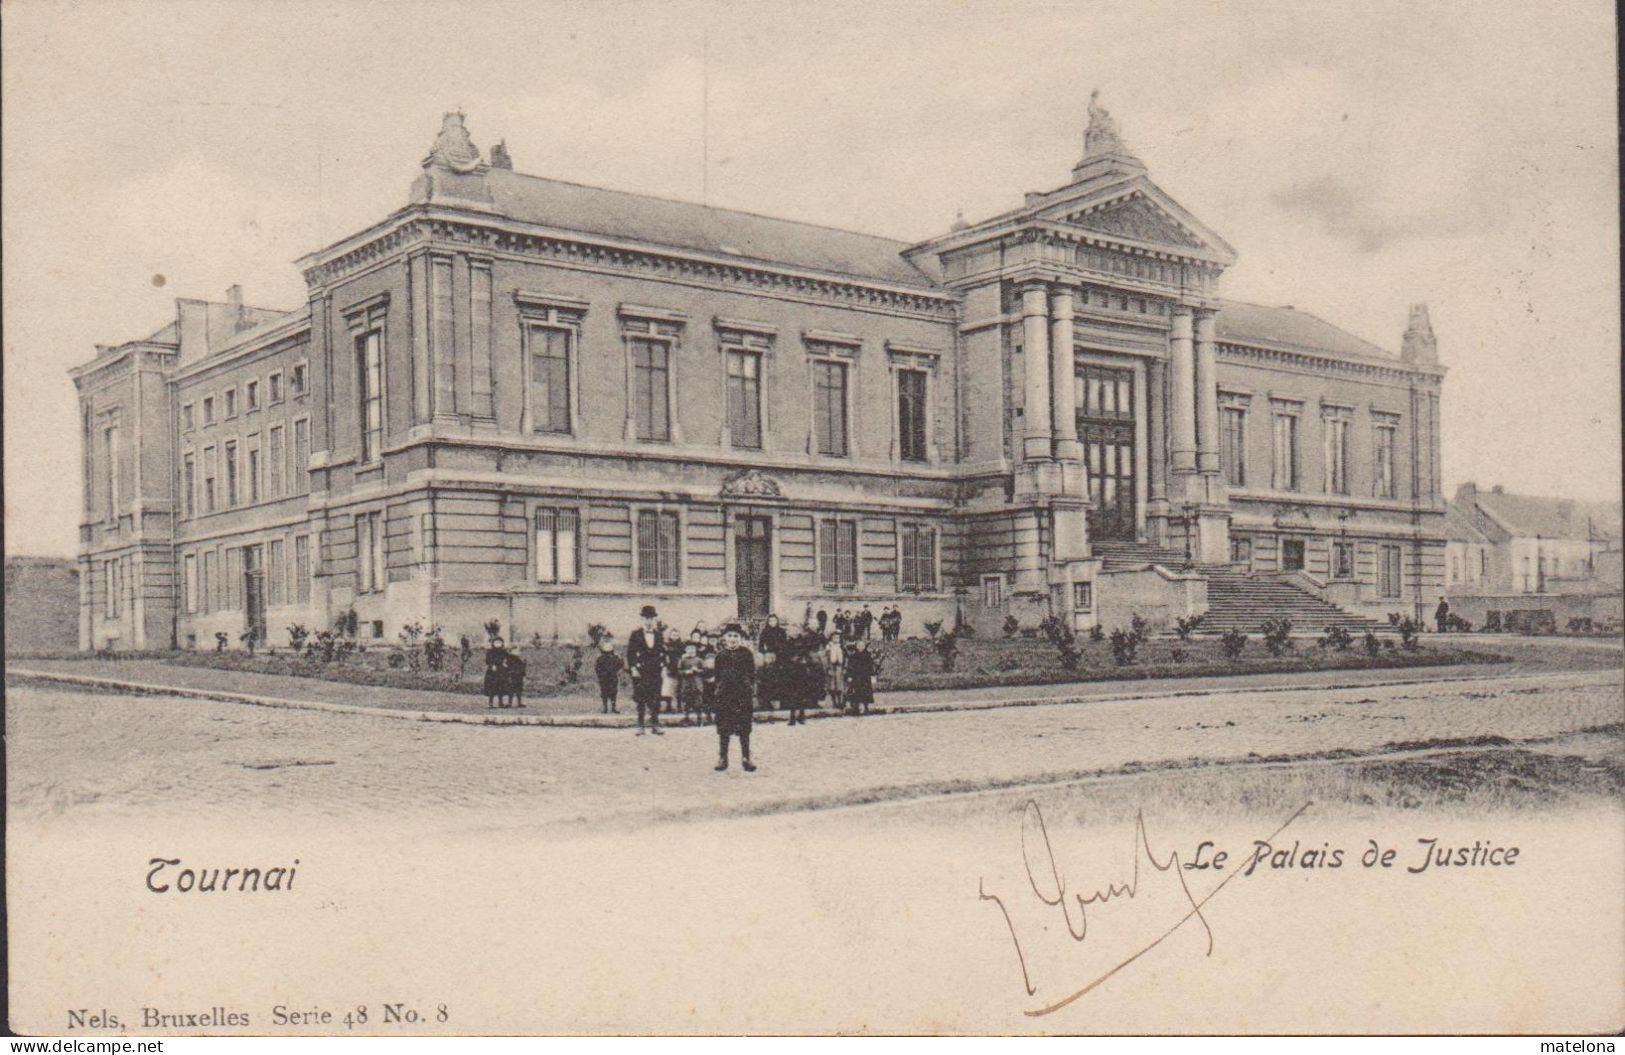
[1269, 174, 1476, 254]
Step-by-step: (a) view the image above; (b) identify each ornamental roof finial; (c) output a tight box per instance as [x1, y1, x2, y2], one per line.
[424, 111, 484, 173]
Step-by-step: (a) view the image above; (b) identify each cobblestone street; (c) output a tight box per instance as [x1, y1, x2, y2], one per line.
[9, 663, 1621, 829]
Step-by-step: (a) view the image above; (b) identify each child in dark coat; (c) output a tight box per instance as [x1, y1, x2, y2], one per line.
[594, 639, 624, 714]
[846, 640, 877, 715]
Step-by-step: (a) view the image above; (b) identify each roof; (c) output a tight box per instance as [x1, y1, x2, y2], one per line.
[483, 169, 935, 289]
[1468, 489, 1622, 542]
[1443, 502, 1495, 544]
[1215, 300, 1395, 361]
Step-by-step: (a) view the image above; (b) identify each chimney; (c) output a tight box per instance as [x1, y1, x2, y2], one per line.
[1454, 481, 1478, 503]
[489, 139, 513, 170]
[227, 284, 250, 332]
[1401, 302, 1438, 364]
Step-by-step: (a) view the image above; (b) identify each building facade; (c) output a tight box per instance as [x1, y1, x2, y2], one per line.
[73, 104, 1448, 651]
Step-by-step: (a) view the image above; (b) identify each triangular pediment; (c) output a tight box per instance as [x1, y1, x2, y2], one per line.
[1034, 175, 1237, 265]
[1067, 197, 1207, 250]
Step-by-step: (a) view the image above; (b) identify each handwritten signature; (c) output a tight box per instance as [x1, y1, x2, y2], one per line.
[979, 799, 1310, 1017]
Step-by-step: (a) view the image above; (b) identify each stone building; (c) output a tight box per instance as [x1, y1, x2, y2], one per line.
[72, 103, 1447, 651]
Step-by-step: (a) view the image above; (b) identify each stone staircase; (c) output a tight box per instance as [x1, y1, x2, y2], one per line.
[1090, 541, 1387, 636]
[1199, 570, 1389, 635]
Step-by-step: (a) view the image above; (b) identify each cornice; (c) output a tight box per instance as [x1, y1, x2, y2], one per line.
[302, 209, 960, 321]
[1219, 340, 1445, 386]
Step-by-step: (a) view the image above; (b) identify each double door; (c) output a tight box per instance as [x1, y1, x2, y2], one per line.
[1077, 364, 1137, 540]
[734, 515, 772, 620]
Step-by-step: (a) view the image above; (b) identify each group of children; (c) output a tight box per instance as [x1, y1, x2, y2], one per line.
[592, 614, 880, 724]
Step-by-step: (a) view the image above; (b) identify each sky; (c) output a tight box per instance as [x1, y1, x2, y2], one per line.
[3, 0, 1619, 557]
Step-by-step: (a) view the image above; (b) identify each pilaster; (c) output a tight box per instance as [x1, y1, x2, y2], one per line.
[1169, 305, 1197, 476]
[1020, 284, 1053, 462]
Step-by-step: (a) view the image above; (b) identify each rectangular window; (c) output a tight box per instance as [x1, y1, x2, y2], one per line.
[1379, 545, 1403, 598]
[1334, 541, 1355, 579]
[182, 403, 195, 431]
[291, 363, 307, 397]
[1323, 412, 1350, 494]
[899, 523, 938, 592]
[981, 574, 1004, 608]
[357, 330, 383, 462]
[292, 419, 309, 495]
[184, 553, 198, 614]
[294, 535, 311, 604]
[528, 326, 574, 434]
[818, 518, 858, 590]
[268, 371, 283, 404]
[1272, 411, 1299, 491]
[535, 507, 581, 584]
[898, 368, 928, 462]
[203, 549, 218, 613]
[226, 547, 242, 611]
[1374, 423, 1397, 499]
[183, 453, 196, 519]
[813, 360, 849, 457]
[267, 426, 284, 498]
[726, 350, 763, 449]
[1220, 406, 1247, 487]
[224, 387, 237, 419]
[636, 509, 680, 586]
[203, 396, 215, 425]
[246, 380, 259, 411]
[247, 434, 261, 503]
[103, 426, 119, 521]
[1281, 538, 1306, 572]
[1073, 581, 1093, 612]
[203, 445, 217, 512]
[1230, 536, 1253, 567]
[267, 538, 285, 607]
[355, 512, 384, 594]
[630, 338, 671, 441]
[224, 440, 238, 507]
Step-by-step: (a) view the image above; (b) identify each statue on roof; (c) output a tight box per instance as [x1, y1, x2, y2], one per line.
[425, 111, 484, 174]
[1084, 89, 1128, 157]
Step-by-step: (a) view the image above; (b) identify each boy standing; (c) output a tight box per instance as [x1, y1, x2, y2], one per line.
[594, 638, 624, 714]
[712, 623, 758, 771]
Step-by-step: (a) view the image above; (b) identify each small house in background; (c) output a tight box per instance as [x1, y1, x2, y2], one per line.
[1445, 483, 1623, 631]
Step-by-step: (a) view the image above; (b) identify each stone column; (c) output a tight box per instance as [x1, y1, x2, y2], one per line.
[1049, 288, 1080, 461]
[1195, 308, 1220, 474]
[1147, 358, 1167, 501]
[1021, 284, 1052, 461]
[1169, 305, 1197, 474]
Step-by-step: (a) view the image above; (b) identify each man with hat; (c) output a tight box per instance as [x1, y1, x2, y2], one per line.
[626, 604, 666, 735]
[712, 622, 758, 771]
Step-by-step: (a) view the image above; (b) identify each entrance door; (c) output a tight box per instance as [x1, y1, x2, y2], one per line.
[1281, 537, 1306, 572]
[734, 515, 772, 620]
[1077, 364, 1137, 540]
[242, 544, 267, 645]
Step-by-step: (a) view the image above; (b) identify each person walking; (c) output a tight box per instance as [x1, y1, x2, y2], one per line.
[847, 638, 877, 715]
[712, 623, 758, 771]
[627, 605, 666, 735]
[1434, 596, 1451, 633]
[594, 638, 624, 714]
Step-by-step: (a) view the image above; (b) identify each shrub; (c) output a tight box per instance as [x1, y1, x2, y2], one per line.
[1260, 617, 1294, 656]
[1170, 647, 1186, 664]
[1363, 631, 1382, 657]
[1174, 615, 1204, 642]
[424, 627, 447, 672]
[1220, 629, 1248, 660]
[1088, 625, 1105, 643]
[1318, 625, 1354, 652]
[1002, 615, 1021, 639]
[1395, 617, 1421, 650]
[1128, 614, 1149, 646]
[484, 619, 503, 644]
[1108, 627, 1139, 666]
[1039, 615, 1082, 672]
[1483, 611, 1503, 632]
[932, 629, 959, 672]
[923, 619, 944, 640]
[287, 624, 310, 652]
[561, 642, 584, 685]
